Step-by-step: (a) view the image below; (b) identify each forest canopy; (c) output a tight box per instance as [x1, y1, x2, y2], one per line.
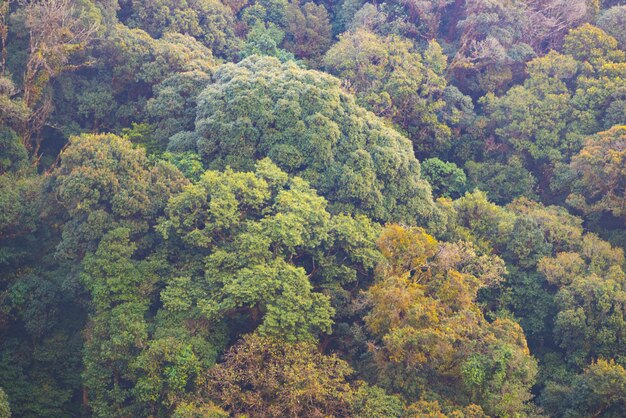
[1, 0, 626, 417]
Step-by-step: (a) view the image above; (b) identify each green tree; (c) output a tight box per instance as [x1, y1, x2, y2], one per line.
[539, 234, 626, 367]
[543, 359, 626, 417]
[239, 22, 294, 62]
[50, 133, 188, 259]
[324, 30, 457, 156]
[350, 384, 404, 418]
[598, 6, 626, 49]
[481, 51, 579, 166]
[421, 158, 466, 199]
[465, 158, 537, 205]
[567, 126, 626, 224]
[158, 159, 381, 342]
[284, 1, 332, 66]
[0, 76, 29, 134]
[17, 0, 101, 151]
[174, 55, 439, 225]
[121, 0, 240, 57]
[146, 70, 212, 148]
[81, 228, 155, 417]
[0, 388, 9, 418]
[563, 23, 625, 75]
[54, 24, 215, 135]
[0, 128, 28, 174]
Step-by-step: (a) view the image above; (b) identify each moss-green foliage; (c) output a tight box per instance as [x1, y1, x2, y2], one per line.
[50, 133, 188, 258]
[177, 55, 439, 225]
[53, 24, 215, 137]
[465, 158, 537, 205]
[120, 0, 240, 57]
[543, 359, 626, 417]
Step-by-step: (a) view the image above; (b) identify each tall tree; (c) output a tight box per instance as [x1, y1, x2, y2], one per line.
[19, 0, 100, 152]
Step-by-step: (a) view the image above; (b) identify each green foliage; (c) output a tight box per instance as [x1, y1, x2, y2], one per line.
[54, 24, 215, 134]
[147, 70, 212, 148]
[181, 55, 439, 225]
[465, 158, 537, 205]
[324, 30, 458, 156]
[350, 384, 404, 418]
[481, 51, 579, 165]
[81, 227, 154, 417]
[0, 388, 9, 418]
[121, 0, 240, 57]
[0, 174, 42, 247]
[421, 158, 466, 199]
[0, 76, 28, 133]
[240, 22, 295, 62]
[162, 151, 205, 182]
[567, 125, 626, 224]
[598, 6, 626, 48]
[2, 0, 626, 416]
[563, 24, 625, 73]
[0, 128, 27, 174]
[540, 235, 626, 367]
[158, 158, 381, 341]
[50, 133, 188, 258]
[543, 359, 626, 417]
[284, 1, 332, 66]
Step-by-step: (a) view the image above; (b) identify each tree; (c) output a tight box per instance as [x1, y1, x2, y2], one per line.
[481, 51, 579, 164]
[81, 228, 155, 417]
[448, 0, 586, 94]
[567, 126, 626, 224]
[324, 30, 458, 156]
[158, 159, 381, 342]
[50, 133, 188, 259]
[543, 359, 626, 417]
[53, 24, 215, 135]
[404, 400, 487, 417]
[350, 384, 405, 418]
[569, 359, 626, 417]
[0, 76, 29, 134]
[173, 55, 440, 225]
[284, 1, 332, 66]
[563, 24, 625, 74]
[538, 233, 626, 367]
[0, 0, 8, 75]
[18, 0, 100, 151]
[146, 70, 212, 148]
[421, 158, 466, 199]
[207, 333, 354, 417]
[0, 128, 28, 175]
[366, 225, 536, 417]
[598, 6, 626, 49]
[465, 158, 537, 204]
[479, 51, 582, 194]
[121, 0, 240, 57]
[0, 389, 7, 418]
[239, 22, 294, 62]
